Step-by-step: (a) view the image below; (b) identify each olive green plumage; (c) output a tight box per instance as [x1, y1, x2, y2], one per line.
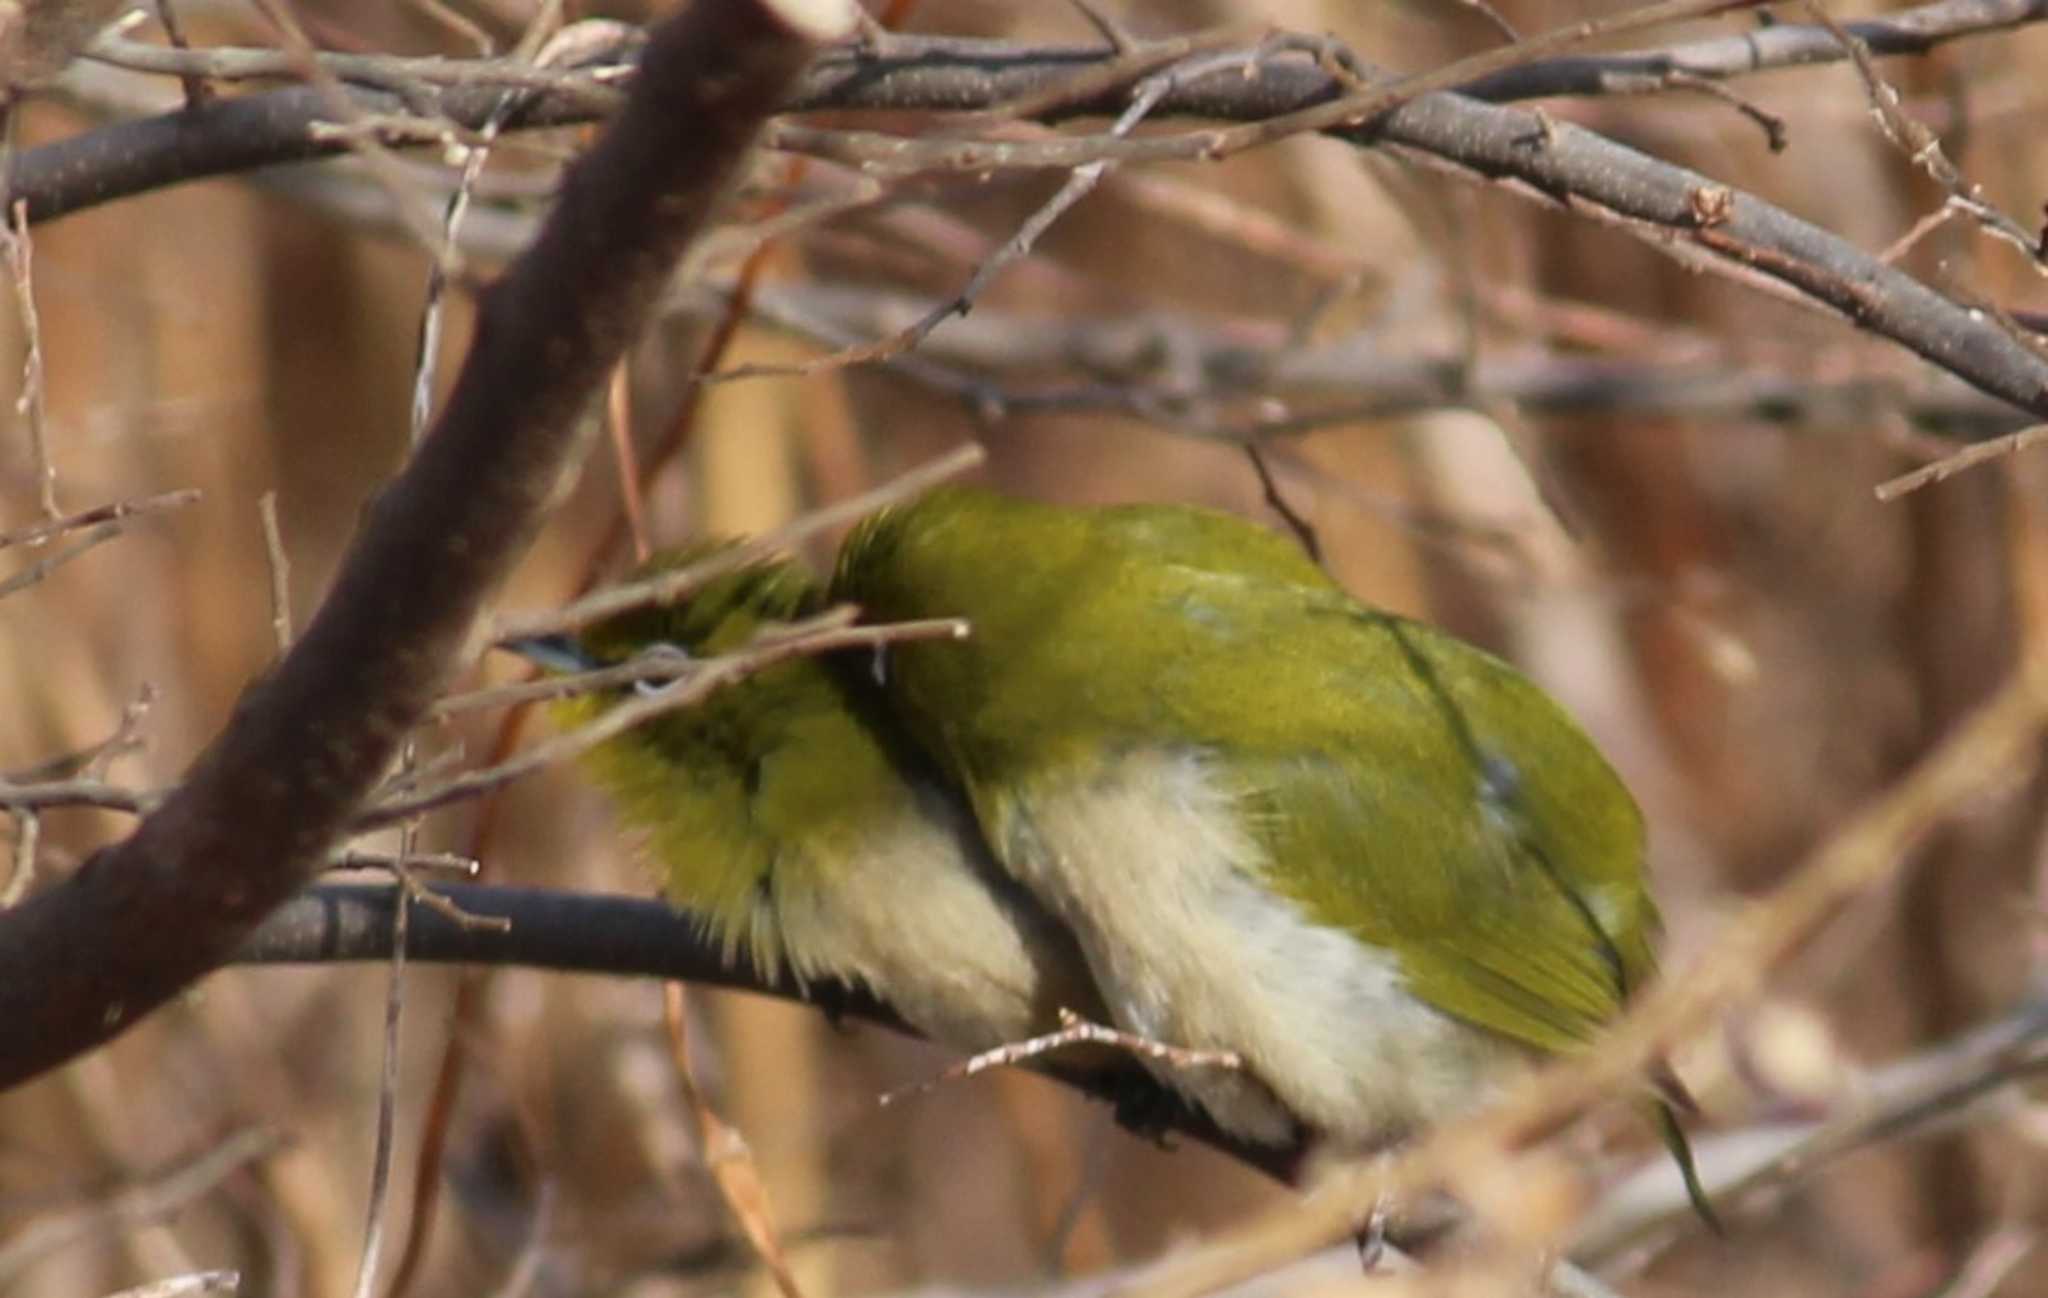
[832, 487, 1670, 1155]
[544, 545, 1104, 1053]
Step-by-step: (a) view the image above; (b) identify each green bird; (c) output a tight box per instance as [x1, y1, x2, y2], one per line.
[522, 546, 1107, 1054]
[833, 487, 1704, 1202]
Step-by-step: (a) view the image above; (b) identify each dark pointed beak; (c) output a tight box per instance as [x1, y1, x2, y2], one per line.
[499, 633, 596, 674]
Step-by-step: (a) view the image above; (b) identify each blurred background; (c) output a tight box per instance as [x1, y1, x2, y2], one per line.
[4, 0, 2048, 1295]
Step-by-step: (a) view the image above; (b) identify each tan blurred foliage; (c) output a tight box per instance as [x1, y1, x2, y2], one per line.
[4, 1, 2048, 1296]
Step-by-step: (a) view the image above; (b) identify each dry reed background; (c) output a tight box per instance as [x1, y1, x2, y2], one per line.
[3, 0, 2048, 1295]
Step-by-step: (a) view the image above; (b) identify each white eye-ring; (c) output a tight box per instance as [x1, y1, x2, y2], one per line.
[632, 642, 693, 696]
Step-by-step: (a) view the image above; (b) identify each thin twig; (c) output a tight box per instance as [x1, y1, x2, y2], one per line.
[1936, 1224, 2039, 1298]
[1802, 0, 2045, 273]
[605, 360, 650, 563]
[882, 1006, 1242, 1107]
[407, 15, 594, 442]
[947, 20, 1260, 127]
[328, 849, 478, 876]
[0, 1128, 284, 1284]
[1879, 201, 1961, 265]
[387, 855, 510, 932]
[0, 488, 200, 550]
[248, 0, 458, 265]
[1663, 68, 1788, 150]
[2, 810, 37, 908]
[347, 884, 409, 1298]
[1875, 423, 2048, 499]
[406, 0, 495, 56]
[84, 685, 157, 781]
[362, 613, 967, 827]
[257, 492, 292, 651]
[0, 520, 127, 598]
[1245, 443, 1324, 566]
[4, 683, 158, 785]
[102, 1272, 241, 1298]
[151, 0, 212, 108]
[85, 32, 629, 102]
[430, 645, 693, 717]
[720, 37, 1358, 387]
[0, 776, 156, 815]
[491, 442, 983, 643]
[663, 982, 806, 1298]
[1, 198, 55, 519]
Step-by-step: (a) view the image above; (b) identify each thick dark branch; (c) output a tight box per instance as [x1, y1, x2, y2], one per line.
[17, 5, 2048, 423]
[238, 882, 1302, 1183]
[24, 2, 2037, 225]
[0, 0, 850, 1091]
[786, 1, 2048, 112]
[11, 80, 592, 224]
[1464, 0, 2048, 101]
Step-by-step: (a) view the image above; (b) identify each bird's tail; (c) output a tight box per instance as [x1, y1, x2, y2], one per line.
[1648, 1061, 1722, 1232]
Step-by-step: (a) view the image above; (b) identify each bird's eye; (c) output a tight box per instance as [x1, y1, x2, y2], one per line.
[631, 642, 693, 696]
[871, 645, 890, 687]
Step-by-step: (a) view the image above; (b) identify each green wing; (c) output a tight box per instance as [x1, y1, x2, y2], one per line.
[838, 487, 1658, 1053]
[1237, 606, 1656, 1052]
[1121, 576, 1657, 1055]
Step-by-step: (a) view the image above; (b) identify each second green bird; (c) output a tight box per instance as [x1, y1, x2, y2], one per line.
[833, 488, 1670, 1158]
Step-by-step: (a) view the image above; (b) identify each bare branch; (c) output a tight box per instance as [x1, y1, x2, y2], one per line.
[0, 1127, 283, 1284]
[234, 880, 1298, 1182]
[0, 0, 857, 1091]
[0, 487, 199, 550]
[366, 612, 966, 826]
[18, 7, 2048, 419]
[256, 491, 291, 652]
[1876, 424, 2048, 500]
[490, 441, 983, 644]
[0, 197, 53, 518]
[0, 518, 123, 597]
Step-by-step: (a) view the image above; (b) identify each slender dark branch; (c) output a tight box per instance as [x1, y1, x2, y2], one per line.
[19, 1, 2041, 226]
[1362, 99, 2048, 419]
[242, 882, 906, 1013]
[18, 6, 2048, 421]
[724, 281, 2033, 441]
[0, 0, 852, 1091]
[237, 881, 1302, 1183]
[67, 0, 2043, 125]
[1463, 0, 2048, 101]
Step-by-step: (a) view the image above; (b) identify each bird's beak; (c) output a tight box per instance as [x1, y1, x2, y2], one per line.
[499, 633, 596, 674]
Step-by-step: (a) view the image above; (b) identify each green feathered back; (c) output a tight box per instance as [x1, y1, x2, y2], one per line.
[834, 487, 1657, 1054]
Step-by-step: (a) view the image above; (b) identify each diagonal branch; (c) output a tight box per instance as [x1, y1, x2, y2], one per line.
[235, 880, 1302, 1182]
[0, 0, 856, 1092]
